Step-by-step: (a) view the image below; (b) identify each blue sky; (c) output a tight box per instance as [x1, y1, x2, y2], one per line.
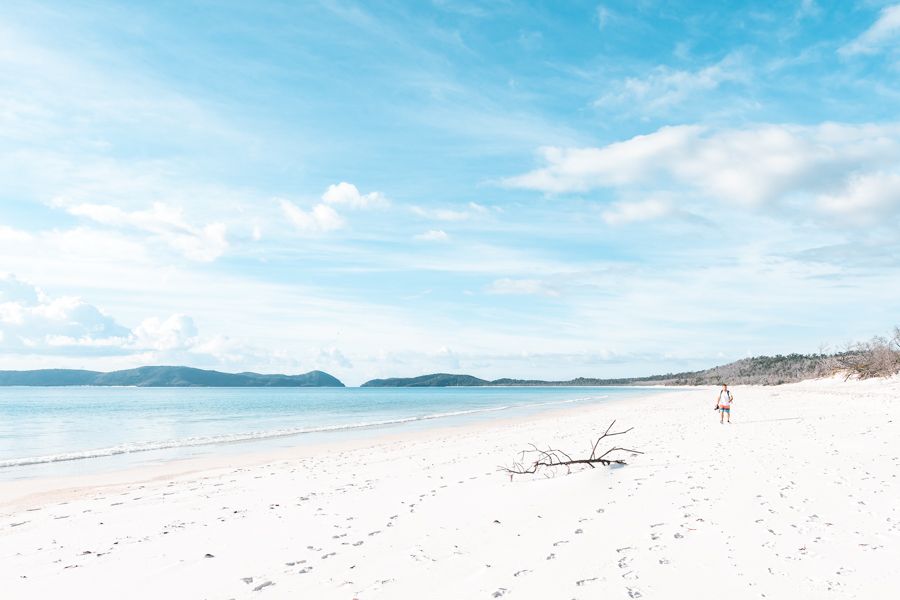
[2, 1, 900, 384]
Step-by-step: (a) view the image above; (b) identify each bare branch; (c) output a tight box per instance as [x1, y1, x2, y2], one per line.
[501, 422, 642, 477]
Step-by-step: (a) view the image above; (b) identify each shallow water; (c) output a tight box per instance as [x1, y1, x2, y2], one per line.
[0, 386, 665, 479]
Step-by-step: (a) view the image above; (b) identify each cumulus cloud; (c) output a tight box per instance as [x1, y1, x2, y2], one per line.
[414, 229, 450, 241]
[280, 199, 345, 233]
[0, 275, 131, 354]
[0, 275, 233, 363]
[0, 274, 40, 304]
[817, 172, 900, 220]
[133, 314, 199, 351]
[840, 4, 900, 56]
[316, 347, 353, 369]
[321, 182, 389, 209]
[602, 198, 673, 225]
[0, 226, 33, 243]
[62, 201, 228, 261]
[504, 122, 900, 219]
[279, 182, 387, 235]
[487, 278, 559, 297]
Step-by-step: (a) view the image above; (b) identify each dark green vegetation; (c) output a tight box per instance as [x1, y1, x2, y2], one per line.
[361, 373, 491, 387]
[364, 329, 900, 387]
[0, 366, 344, 387]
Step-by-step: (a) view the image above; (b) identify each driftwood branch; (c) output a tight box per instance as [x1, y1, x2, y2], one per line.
[502, 420, 642, 477]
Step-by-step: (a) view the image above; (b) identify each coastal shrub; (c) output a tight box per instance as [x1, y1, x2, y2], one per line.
[827, 327, 900, 380]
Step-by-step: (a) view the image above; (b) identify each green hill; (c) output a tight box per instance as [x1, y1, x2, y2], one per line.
[0, 366, 344, 387]
[361, 373, 489, 387]
[360, 353, 834, 387]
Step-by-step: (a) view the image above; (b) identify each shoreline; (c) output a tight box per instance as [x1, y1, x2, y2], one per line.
[0, 386, 667, 512]
[2, 376, 897, 599]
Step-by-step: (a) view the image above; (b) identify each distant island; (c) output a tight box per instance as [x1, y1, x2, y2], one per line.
[361, 353, 833, 387]
[0, 366, 344, 387]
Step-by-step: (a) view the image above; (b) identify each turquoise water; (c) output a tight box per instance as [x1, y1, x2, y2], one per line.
[0, 386, 663, 479]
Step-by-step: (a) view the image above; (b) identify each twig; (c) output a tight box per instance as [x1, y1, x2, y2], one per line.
[501, 421, 642, 477]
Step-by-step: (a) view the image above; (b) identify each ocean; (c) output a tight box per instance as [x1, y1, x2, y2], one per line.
[0, 386, 664, 480]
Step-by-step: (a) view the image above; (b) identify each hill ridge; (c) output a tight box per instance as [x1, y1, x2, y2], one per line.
[361, 353, 833, 387]
[0, 366, 345, 387]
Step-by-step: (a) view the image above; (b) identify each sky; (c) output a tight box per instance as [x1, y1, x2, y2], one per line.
[2, 0, 900, 385]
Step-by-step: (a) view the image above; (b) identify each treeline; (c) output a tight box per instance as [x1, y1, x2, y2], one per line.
[629, 327, 900, 385]
[652, 353, 833, 386]
[362, 328, 900, 387]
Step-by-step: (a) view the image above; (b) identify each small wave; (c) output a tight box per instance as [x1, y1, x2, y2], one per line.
[0, 394, 610, 469]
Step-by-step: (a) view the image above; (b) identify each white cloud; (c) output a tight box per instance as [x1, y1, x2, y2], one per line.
[0, 275, 131, 354]
[62, 201, 228, 261]
[280, 199, 345, 233]
[602, 197, 673, 225]
[316, 346, 353, 369]
[840, 4, 900, 56]
[505, 125, 701, 194]
[278, 182, 385, 237]
[504, 122, 900, 219]
[487, 278, 559, 297]
[133, 314, 199, 351]
[0, 274, 40, 304]
[0, 275, 232, 363]
[797, 0, 820, 18]
[321, 182, 389, 209]
[594, 55, 744, 115]
[0, 225, 33, 243]
[414, 229, 450, 241]
[596, 5, 614, 30]
[411, 202, 494, 221]
[817, 172, 900, 219]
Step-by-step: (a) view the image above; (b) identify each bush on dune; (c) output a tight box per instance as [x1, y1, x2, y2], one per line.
[825, 327, 900, 380]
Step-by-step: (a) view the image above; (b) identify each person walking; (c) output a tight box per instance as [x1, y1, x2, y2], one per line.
[715, 383, 734, 424]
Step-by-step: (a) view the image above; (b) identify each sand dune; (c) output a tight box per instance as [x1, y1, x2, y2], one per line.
[1, 376, 898, 599]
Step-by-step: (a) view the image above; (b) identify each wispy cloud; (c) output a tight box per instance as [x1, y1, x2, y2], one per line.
[411, 202, 493, 221]
[414, 229, 450, 241]
[840, 4, 900, 56]
[487, 278, 559, 297]
[595, 5, 615, 30]
[594, 55, 746, 116]
[62, 201, 228, 262]
[602, 197, 673, 225]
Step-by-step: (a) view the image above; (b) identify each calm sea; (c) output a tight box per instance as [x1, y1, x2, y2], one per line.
[0, 386, 664, 480]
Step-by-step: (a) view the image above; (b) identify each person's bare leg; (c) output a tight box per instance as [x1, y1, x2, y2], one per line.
[719, 409, 724, 424]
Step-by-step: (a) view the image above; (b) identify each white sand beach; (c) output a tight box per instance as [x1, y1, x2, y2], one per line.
[1, 377, 898, 599]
